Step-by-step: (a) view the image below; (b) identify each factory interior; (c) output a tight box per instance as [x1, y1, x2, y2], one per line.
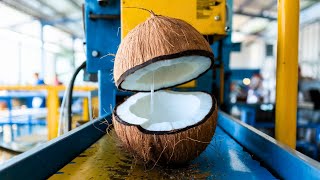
[0, 0, 320, 179]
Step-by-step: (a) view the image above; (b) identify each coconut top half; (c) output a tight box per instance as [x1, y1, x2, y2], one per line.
[114, 15, 214, 91]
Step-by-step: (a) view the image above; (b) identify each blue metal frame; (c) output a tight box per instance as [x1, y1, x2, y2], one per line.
[98, 70, 116, 115]
[85, 0, 120, 72]
[84, 0, 120, 116]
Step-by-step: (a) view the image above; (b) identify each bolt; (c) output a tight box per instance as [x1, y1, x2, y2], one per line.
[225, 26, 230, 32]
[214, 16, 220, 21]
[92, 50, 99, 57]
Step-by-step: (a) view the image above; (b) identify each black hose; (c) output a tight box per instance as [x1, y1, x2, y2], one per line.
[67, 61, 86, 131]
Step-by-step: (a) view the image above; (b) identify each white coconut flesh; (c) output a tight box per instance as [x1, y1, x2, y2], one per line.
[120, 56, 211, 91]
[116, 90, 212, 132]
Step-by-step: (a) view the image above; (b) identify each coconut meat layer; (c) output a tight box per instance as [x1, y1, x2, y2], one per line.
[116, 90, 212, 132]
[120, 56, 211, 91]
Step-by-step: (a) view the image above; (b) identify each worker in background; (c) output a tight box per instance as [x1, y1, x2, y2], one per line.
[32, 72, 46, 108]
[33, 72, 45, 85]
[53, 74, 63, 86]
[247, 74, 264, 104]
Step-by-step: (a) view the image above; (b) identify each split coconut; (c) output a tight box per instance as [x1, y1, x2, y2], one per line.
[112, 14, 217, 165]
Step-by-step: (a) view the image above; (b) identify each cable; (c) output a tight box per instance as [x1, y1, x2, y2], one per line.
[58, 80, 69, 136]
[67, 61, 86, 131]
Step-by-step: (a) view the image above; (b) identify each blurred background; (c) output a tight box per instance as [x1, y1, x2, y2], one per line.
[0, 0, 319, 165]
[0, 0, 98, 164]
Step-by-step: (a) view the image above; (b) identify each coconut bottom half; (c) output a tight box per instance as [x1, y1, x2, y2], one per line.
[112, 90, 217, 165]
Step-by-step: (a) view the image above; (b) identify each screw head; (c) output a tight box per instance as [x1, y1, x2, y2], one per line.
[214, 16, 220, 21]
[91, 50, 99, 57]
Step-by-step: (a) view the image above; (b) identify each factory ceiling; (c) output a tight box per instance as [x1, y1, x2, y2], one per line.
[0, 0, 318, 40]
[0, 0, 83, 38]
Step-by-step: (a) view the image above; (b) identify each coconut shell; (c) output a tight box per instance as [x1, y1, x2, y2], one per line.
[112, 100, 217, 165]
[114, 15, 214, 91]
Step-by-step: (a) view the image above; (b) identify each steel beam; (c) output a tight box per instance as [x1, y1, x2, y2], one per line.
[0, 0, 80, 38]
[37, 0, 67, 18]
[1, 0, 49, 20]
[69, 0, 82, 9]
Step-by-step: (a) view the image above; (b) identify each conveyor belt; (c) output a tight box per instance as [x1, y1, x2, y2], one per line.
[49, 127, 275, 179]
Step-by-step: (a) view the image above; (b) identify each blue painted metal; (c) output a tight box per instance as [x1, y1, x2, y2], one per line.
[218, 111, 320, 179]
[221, 35, 233, 105]
[203, 0, 234, 105]
[0, 92, 47, 125]
[84, 0, 120, 73]
[0, 114, 110, 180]
[0, 91, 90, 125]
[240, 105, 256, 125]
[98, 70, 116, 116]
[231, 42, 241, 51]
[84, 0, 120, 115]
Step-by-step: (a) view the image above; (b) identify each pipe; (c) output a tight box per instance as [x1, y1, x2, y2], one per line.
[275, 0, 300, 148]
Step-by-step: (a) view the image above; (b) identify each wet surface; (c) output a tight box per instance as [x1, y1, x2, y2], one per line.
[49, 127, 275, 179]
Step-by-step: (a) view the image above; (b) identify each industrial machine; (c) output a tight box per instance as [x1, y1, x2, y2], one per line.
[0, 0, 319, 179]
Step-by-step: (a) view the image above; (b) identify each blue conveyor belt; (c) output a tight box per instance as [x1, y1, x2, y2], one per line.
[48, 127, 275, 179]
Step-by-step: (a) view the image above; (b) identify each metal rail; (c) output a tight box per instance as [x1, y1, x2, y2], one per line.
[219, 112, 320, 179]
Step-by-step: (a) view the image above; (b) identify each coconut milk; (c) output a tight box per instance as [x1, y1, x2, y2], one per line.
[150, 71, 155, 115]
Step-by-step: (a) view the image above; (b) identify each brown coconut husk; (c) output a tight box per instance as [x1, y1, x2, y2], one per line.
[114, 14, 214, 91]
[112, 96, 217, 165]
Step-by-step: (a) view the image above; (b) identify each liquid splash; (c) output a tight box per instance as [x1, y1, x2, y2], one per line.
[150, 71, 155, 115]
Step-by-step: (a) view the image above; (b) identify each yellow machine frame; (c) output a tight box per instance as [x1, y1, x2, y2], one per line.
[121, 0, 227, 38]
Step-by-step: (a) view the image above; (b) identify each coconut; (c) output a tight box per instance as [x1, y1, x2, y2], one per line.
[114, 14, 214, 91]
[112, 13, 217, 165]
[113, 90, 217, 164]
